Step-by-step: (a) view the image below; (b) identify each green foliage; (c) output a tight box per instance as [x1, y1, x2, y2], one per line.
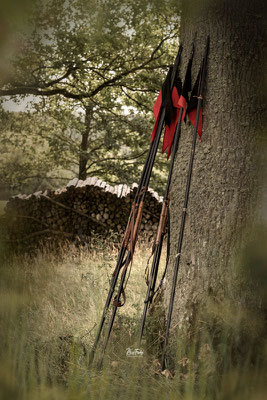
[1, 0, 181, 193]
[0, 108, 72, 194]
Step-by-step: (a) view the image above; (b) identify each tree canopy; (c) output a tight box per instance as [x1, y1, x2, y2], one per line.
[0, 0, 181, 194]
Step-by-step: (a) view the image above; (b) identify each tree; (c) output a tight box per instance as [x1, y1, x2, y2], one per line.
[0, 0, 181, 191]
[0, 107, 73, 196]
[164, 0, 266, 370]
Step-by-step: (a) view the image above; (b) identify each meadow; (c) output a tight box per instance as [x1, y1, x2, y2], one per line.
[0, 237, 266, 400]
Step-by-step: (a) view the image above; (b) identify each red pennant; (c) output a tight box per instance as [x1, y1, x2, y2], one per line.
[171, 85, 180, 107]
[162, 87, 181, 158]
[150, 91, 162, 143]
[177, 95, 187, 123]
[188, 106, 203, 140]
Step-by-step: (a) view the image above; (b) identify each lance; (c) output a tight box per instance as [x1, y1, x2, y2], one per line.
[89, 44, 183, 366]
[89, 121, 161, 365]
[97, 64, 182, 368]
[89, 126, 158, 365]
[161, 37, 210, 372]
[138, 42, 195, 345]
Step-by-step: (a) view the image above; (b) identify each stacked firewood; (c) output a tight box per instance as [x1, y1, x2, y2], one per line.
[3, 177, 163, 244]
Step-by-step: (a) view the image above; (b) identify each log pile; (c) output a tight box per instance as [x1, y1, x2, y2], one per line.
[3, 177, 163, 245]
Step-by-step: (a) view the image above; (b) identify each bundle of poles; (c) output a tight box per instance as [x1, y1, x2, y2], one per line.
[89, 36, 209, 371]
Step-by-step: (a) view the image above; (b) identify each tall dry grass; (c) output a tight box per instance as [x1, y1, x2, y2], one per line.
[0, 232, 266, 400]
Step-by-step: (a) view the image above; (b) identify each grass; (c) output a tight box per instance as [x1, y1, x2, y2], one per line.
[0, 237, 266, 400]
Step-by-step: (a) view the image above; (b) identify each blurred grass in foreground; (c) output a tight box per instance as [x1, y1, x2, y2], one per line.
[0, 231, 266, 400]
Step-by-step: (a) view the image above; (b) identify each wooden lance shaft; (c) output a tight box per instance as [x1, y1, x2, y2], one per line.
[139, 39, 195, 344]
[90, 44, 183, 367]
[89, 121, 160, 365]
[161, 37, 209, 371]
[139, 108, 184, 344]
[97, 109, 166, 368]
[90, 98, 166, 366]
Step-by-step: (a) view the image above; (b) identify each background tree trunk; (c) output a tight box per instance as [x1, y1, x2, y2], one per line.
[79, 106, 92, 180]
[165, 0, 266, 338]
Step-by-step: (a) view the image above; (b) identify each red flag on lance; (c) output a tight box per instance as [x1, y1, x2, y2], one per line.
[177, 55, 193, 123]
[188, 106, 203, 139]
[163, 54, 193, 158]
[150, 90, 162, 143]
[177, 96, 187, 122]
[150, 67, 174, 143]
[187, 70, 202, 139]
[162, 85, 181, 159]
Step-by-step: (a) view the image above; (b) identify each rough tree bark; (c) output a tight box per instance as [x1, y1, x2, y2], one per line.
[165, 0, 266, 339]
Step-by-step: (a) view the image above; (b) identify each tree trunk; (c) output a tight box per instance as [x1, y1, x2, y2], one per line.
[78, 106, 92, 180]
[165, 0, 266, 341]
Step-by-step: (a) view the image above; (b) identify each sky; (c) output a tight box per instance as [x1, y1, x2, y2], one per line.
[2, 96, 39, 112]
